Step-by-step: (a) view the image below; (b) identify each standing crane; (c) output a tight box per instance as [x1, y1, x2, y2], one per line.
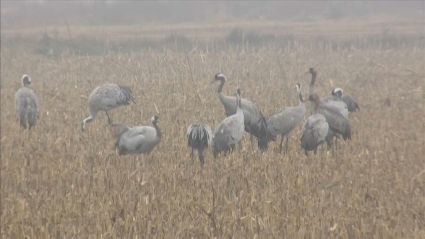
[306, 68, 351, 152]
[307, 68, 348, 119]
[315, 96, 351, 140]
[15, 74, 39, 132]
[332, 87, 359, 112]
[212, 73, 271, 151]
[323, 88, 349, 119]
[186, 123, 213, 167]
[81, 83, 135, 131]
[267, 83, 306, 153]
[300, 93, 330, 155]
[213, 89, 245, 158]
[113, 116, 161, 156]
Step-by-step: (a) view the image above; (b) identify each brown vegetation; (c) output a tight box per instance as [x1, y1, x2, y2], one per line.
[1, 22, 425, 237]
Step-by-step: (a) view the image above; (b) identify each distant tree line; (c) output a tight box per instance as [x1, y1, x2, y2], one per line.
[1, 1, 422, 28]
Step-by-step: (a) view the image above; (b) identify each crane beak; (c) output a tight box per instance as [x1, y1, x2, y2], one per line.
[210, 79, 217, 84]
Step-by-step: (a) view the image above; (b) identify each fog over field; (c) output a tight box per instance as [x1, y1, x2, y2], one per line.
[1, 1, 424, 27]
[1, 1, 425, 238]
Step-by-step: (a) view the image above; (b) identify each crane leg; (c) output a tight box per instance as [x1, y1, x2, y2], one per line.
[279, 135, 284, 153]
[198, 148, 204, 167]
[238, 141, 242, 152]
[105, 111, 112, 124]
[326, 139, 331, 151]
[132, 156, 137, 171]
[285, 136, 289, 154]
[190, 148, 194, 162]
[250, 134, 254, 151]
[335, 138, 339, 151]
[326, 135, 334, 156]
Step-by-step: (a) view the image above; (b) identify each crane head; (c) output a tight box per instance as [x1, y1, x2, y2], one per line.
[151, 115, 159, 124]
[295, 83, 301, 91]
[332, 87, 343, 97]
[236, 88, 241, 97]
[305, 67, 316, 75]
[213, 73, 226, 83]
[22, 74, 32, 86]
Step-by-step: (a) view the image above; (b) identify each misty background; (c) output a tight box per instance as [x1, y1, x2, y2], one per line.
[1, 1, 424, 56]
[2, 1, 424, 28]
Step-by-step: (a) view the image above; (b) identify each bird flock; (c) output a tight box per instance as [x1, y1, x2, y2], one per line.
[14, 67, 359, 166]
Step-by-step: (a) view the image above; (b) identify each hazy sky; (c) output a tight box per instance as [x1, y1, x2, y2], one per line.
[1, 1, 424, 29]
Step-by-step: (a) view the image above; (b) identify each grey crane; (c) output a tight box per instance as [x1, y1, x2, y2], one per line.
[81, 83, 135, 131]
[300, 93, 330, 155]
[212, 73, 271, 151]
[113, 116, 161, 156]
[267, 83, 306, 153]
[306, 68, 351, 152]
[15, 74, 39, 131]
[322, 87, 351, 151]
[307, 68, 348, 119]
[186, 123, 213, 166]
[213, 89, 245, 158]
[322, 89, 349, 119]
[332, 88, 359, 112]
[315, 96, 351, 141]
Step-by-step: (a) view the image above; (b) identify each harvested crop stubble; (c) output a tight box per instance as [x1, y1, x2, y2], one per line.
[1, 42, 424, 238]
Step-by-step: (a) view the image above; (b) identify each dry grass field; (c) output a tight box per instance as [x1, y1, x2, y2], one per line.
[3, 14, 424, 40]
[1, 21, 425, 237]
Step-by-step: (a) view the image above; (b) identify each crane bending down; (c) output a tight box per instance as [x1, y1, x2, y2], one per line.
[332, 88, 359, 112]
[213, 89, 245, 158]
[81, 83, 135, 131]
[300, 93, 330, 155]
[113, 116, 161, 156]
[267, 83, 306, 153]
[187, 123, 213, 166]
[212, 73, 272, 151]
[15, 74, 39, 131]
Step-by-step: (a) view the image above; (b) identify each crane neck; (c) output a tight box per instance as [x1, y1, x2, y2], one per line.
[236, 95, 243, 112]
[152, 121, 161, 138]
[298, 90, 304, 105]
[217, 78, 225, 93]
[312, 100, 320, 114]
[308, 72, 316, 97]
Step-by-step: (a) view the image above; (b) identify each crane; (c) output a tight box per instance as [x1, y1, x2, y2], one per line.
[15, 74, 39, 132]
[267, 83, 306, 153]
[323, 95, 349, 119]
[113, 116, 161, 156]
[300, 93, 330, 155]
[186, 123, 213, 166]
[213, 89, 245, 158]
[306, 68, 351, 153]
[212, 73, 272, 151]
[333, 87, 359, 112]
[307, 68, 348, 119]
[82, 83, 135, 131]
